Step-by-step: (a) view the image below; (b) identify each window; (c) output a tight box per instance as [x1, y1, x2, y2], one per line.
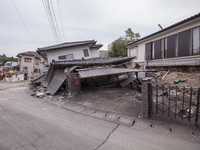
[130, 47, 137, 57]
[24, 58, 32, 63]
[145, 43, 152, 60]
[66, 54, 74, 60]
[193, 27, 200, 54]
[178, 30, 190, 57]
[58, 54, 74, 60]
[154, 40, 162, 59]
[83, 49, 89, 57]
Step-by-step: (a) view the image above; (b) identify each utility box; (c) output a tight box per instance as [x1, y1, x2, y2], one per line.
[66, 73, 81, 96]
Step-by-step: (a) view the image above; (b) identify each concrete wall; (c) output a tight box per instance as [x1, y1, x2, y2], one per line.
[45, 45, 99, 64]
[127, 17, 200, 64]
[90, 48, 99, 58]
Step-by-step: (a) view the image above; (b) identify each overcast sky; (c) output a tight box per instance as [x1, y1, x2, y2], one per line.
[0, 0, 200, 57]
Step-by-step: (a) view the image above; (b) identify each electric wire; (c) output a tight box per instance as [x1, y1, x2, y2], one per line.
[57, 0, 65, 41]
[50, 0, 62, 43]
[44, 0, 60, 43]
[42, 0, 58, 43]
[42, 0, 63, 43]
[11, 0, 36, 47]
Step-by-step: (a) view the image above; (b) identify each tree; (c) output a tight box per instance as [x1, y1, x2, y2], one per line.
[108, 37, 129, 57]
[108, 28, 140, 57]
[0, 54, 18, 65]
[125, 28, 140, 42]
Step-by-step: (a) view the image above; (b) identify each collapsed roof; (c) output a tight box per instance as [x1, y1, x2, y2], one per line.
[40, 57, 135, 95]
[51, 57, 135, 67]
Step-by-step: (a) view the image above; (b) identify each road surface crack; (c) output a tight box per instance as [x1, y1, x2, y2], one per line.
[94, 124, 119, 150]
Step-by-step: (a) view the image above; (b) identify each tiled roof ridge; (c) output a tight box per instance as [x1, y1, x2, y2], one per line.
[16, 51, 41, 59]
[37, 40, 97, 51]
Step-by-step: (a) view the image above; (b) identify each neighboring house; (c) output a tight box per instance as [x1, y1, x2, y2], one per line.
[37, 40, 103, 65]
[108, 43, 113, 51]
[125, 13, 200, 67]
[16, 51, 41, 79]
[99, 50, 108, 58]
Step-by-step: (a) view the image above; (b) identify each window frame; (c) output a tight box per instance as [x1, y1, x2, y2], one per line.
[58, 54, 74, 60]
[130, 47, 137, 58]
[192, 27, 200, 55]
[24, 58, 32, 63]
[83, 49, 89, 57]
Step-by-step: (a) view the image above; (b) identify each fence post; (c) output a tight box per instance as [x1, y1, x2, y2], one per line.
[142, 77, 152, 119]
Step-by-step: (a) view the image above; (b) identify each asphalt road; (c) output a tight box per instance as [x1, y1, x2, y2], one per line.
[0, 86, 200, 150]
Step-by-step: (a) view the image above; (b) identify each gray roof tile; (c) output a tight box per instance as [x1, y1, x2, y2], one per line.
[16, 51, 41, 59]
[52, 57, 135, 67]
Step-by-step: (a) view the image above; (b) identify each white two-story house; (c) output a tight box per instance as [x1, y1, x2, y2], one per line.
[37, 40, 103, 65]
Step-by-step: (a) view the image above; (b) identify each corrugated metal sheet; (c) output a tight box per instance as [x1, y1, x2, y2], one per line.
[78, 68, 142, 79]
[47, 68, 66, 95]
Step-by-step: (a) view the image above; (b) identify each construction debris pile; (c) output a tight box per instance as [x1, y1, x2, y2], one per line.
[30, 57, 155, 98]
[147, 69, 200, 87]
[0, 67, 24, 82]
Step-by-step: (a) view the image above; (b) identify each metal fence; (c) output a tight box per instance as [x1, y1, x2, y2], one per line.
[150, 83, 200, 126]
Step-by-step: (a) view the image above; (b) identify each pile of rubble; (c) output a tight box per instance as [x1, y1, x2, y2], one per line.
[147, 69, 200, 87]
[0, 67, 24, 82]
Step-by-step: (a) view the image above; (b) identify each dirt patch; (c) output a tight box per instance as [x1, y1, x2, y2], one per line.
[67, 86, 143, 118]
[0, 80, 29, 90]
[163, 71, 200, 87]
[148, 67, 200, 87]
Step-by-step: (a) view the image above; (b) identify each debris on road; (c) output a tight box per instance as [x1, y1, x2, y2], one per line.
[0, 67, 24, 82]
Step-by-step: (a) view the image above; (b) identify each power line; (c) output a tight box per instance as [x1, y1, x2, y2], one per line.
[42, 0, 63, 43]
[50, 0, 62, 42]
[42, 0, 58, 43]
[43, 0, 60, 43]
[57, 0, 66, 41]
[11, 0, 36, 47]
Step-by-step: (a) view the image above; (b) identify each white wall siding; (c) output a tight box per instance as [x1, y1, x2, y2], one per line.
[90, 49, 99, 58]
[46, 45, 99, 63]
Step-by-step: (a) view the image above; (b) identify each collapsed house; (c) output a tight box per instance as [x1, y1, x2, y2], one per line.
[31, 57, 156, 96]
